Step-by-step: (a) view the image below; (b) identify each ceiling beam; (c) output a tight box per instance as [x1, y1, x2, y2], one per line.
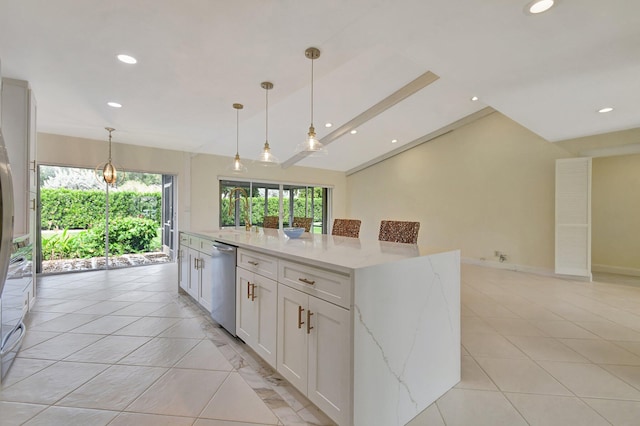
[281, 70, 440, 169]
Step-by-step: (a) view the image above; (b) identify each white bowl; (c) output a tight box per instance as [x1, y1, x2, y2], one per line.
[283, 227, 305, 239]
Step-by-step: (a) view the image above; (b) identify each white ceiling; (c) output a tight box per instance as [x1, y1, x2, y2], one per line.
[1, 0, 638, 172]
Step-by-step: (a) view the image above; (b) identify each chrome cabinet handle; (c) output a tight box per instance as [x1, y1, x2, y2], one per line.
[297, 306, 305, 329]
[251, 283, 257, 301]
[307, 310, 314, 334]
[248, 261, 259, 266]
[298, 278, 315, 285]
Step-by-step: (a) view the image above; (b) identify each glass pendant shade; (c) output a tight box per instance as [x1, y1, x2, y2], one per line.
[295, 47, 327, 156]
[103, 162, 117, 184]
[95, 127, 125, 187]
[229, 153, 247, 174]
[227, 103, 248, 174]
[256, 81, 280, 166]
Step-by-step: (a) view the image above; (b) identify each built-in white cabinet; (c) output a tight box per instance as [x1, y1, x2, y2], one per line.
[236, 265, 278, 367]
[1, 77, 37, 309]
[178, 233, 213, 310]
[1, 78, 37, 238]
[277, 281, 351, 426]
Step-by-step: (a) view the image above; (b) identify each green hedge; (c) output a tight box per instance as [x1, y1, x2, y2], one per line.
[220, 196, 323, 227]
[42, 217, 161, 260]
[40, 188, 161, 230]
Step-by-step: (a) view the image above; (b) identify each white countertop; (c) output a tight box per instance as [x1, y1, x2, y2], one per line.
[187, 228, 454, 272]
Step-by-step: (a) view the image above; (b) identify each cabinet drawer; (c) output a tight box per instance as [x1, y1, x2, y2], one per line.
[237, 249, 278, 280]
[279, 261, 351, 309]
[196, 237, 215, 256]
[179, 232, 189, 245]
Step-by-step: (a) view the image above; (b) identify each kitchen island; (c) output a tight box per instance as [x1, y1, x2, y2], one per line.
[180, 228, 460, 426]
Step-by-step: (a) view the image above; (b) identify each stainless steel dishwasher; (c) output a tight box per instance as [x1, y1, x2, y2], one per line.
[210, 241, 237, 336]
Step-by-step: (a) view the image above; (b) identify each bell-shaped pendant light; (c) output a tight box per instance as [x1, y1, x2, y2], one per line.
[256, 81, 280, 166]
[227, 103, 248, 174]
[295, 47, 327, 156]
[95, 127, 125, 187]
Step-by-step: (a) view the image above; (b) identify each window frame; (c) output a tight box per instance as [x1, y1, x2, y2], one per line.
[219, 177, 331, 234]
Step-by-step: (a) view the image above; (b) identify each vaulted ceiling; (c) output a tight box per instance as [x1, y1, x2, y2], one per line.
[1, 0, 638, 172]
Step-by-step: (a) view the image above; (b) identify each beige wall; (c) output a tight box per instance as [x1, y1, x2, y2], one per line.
[346, 112, 573, 270]
[37, 133, 347, 234]
[592, 154, 640, 274]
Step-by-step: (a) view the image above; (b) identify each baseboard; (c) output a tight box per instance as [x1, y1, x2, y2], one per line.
[592, 264, 640, 277]
[462, 257, 592, 281]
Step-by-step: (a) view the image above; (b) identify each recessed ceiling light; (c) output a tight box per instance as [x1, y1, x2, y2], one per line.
[598, 107, 614, 113]
[526, 0, 555, 14]
[391, 139, 398, 144]
[471, 96, 479, 102]
[350, 130, 357, 134]
[117, 54, 137, 64]
[107, 102, 122, 108]
[325, 122, 333, 128]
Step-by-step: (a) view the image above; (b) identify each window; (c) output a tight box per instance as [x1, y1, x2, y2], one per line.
[220, 179, 330, 234]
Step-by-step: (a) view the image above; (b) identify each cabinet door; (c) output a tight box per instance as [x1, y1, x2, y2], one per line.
[254, 274, 277, 367]
[198, 254, 213, 311]
[277, 284, 308, 393]
[188, 251, 200, 300]
[179, 246, 190, 293]
[236, 267, 257, 346]
[308, 296, 351, 426]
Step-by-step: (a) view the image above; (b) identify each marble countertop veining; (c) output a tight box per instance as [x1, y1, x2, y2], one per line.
[185, 228, 455, 272]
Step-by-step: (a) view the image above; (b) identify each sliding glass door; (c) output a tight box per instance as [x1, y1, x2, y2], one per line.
[39, 165, 171, 274]
[221, 179, 329, 234]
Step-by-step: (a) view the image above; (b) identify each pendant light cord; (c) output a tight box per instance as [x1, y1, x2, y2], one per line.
[236, 108, 240, 155]
[108, 129, 113, 162]
[265, 86, 269, 142]
[310, 57, 314, 127]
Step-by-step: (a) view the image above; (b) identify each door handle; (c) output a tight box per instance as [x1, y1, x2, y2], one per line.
[297, 306, 305, 329]
[251, 283, 257, 301]
[247, 281, 251, 299]
[307, 310, 314, 334]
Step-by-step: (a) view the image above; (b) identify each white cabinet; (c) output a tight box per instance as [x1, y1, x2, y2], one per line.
[277, 282, 351, 426]
[1, 78, 37, 238]
[178, 233, 213, 310]
[1, 77, 37, 309]
[178, 237, 190, 293]
[236, 248, 278, 367]
[236, 266, 277, 367]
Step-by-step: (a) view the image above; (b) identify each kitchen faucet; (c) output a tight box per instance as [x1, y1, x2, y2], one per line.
[228, 187, 251, 230]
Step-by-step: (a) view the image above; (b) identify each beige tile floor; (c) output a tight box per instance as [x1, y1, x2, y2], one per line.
[408, 265, 640, 426]
[0, 263, 332, 426]
[2, 263, 640, 425]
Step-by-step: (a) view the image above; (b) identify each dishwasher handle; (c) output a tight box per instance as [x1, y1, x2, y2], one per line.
[212, 242, 236, 253]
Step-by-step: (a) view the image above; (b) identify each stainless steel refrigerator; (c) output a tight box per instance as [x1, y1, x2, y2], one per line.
[0, 67, 25, 382]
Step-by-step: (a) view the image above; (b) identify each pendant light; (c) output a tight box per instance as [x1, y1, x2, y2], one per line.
[295, 47, 327, 156]
[256, 81, 280, 166]
[95, 127, 125, 187]
[227, 103, 247, 174]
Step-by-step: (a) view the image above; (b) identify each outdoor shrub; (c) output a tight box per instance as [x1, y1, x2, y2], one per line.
[41, 217, 161, 260]
[40, 189, 161, 230]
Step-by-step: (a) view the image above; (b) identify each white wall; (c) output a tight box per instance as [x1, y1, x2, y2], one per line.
[346, 112, 573, 271]
[37, 133, 348, 234]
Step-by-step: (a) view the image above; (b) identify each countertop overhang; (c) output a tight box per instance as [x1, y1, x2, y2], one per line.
[188, 228, 457, 273]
